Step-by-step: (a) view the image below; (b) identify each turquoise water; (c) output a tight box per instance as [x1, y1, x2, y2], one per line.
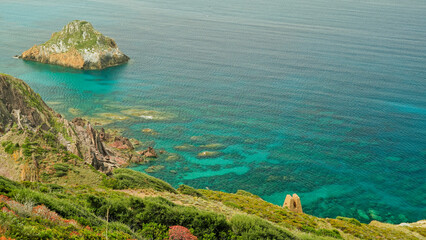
[1, 0, 425, 223]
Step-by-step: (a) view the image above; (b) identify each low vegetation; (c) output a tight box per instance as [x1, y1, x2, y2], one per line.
[102, 168, 177, 193]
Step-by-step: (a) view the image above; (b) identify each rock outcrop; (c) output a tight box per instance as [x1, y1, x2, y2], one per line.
[19, 20, 129, 70]
[283, 193, 303, 214]
[140, 147, 158, 158]
[0, 73, 139, 174]
[0, 73, 53, 133]
[110, 136, 134, 150]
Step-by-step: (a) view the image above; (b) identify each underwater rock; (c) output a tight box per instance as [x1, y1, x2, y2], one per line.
[357, 209, 370, 221]
[142, 128, 158, 135]
[97, 112, 129, 121]
[165, 153, 182, 161]
[197, 151, 223, 159]
[145, 165, 164, 173]
[283, 193, 303, 214]
[190, 136, 203, 142]
[174, 144, 198, 152]
[199, 143, 227, 150]
[369, 209, 383, 221]
[121, 109, 175, 121]
[83, 116, 113, 126]
[68, 108, 82, 116]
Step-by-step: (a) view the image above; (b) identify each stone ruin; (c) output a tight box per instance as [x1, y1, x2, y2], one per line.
[283, 193, 303, 213]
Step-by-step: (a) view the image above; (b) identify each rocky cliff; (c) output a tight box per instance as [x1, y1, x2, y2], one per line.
[19, 20, 129, 70]
[0, 73, 142, 182]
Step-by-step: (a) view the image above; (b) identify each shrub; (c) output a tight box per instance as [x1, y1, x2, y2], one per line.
[137, 222, 169, 240]
[169, 226, 197, 240]
[2, 141, 19, 155]
[11, 188, 103, 226]
[32, 205, 61, 223]
[301, 226, 342, 239]
[21, 138, 42, 158]
[230, 214, 296, 240]
[53, 163, 70, 177]
[336, 216, 362, 226]
[235, 190, 260, 199]
[0, 177, 20, 195]
[43, 132, 57, 147]
[131, 197, 232, 238]
[106, 169, 177, 193]
[177, 185, 204, 198]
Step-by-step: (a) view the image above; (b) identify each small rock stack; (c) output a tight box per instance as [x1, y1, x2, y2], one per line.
[283, 193, 303, 213]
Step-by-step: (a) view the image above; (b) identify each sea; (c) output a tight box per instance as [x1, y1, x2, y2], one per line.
[0, 0, 425, 223]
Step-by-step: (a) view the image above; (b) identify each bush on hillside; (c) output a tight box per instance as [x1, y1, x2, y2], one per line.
[103, 168, 177, 193]
[230, 214, 296, 240]
[177, 185, 204, 198]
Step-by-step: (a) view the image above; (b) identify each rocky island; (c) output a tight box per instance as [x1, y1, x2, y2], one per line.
[18, 20, 129, 70]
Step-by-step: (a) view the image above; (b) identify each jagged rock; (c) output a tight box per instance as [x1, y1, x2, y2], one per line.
[110, 136, 134, 150]
[71, 117, 86, 127]
[283, 193, 303, 213]
[140, 147, 157, 158]
[19, 20, 129, 70]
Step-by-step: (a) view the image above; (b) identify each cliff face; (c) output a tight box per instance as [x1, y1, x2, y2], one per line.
[0, 73, 53, 133]
[0, 74, 141, 181]
[19, 20, 129, 70]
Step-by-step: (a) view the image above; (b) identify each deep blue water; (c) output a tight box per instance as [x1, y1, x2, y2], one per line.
[1, 0, 425, 223]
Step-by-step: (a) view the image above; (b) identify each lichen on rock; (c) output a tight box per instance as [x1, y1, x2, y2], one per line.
[19, 20, 129, 70]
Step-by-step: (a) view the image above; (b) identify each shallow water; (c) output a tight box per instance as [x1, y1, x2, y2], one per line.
[1, 0, 425, 223]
